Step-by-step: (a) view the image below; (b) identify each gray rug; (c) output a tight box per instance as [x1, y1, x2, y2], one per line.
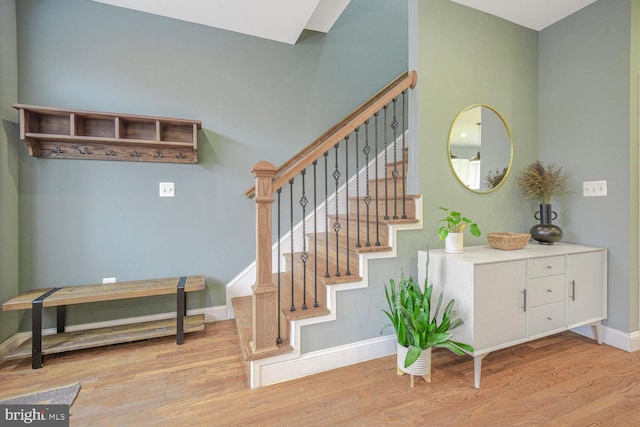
[0, 383, 80, 406]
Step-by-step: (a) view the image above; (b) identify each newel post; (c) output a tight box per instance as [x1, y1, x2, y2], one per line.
[251, 161, 279, 354]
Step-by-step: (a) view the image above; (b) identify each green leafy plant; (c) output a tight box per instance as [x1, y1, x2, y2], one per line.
[437, 207, 481, 241]
[517, 161, 570, 204]
[382, 271, 473, 368]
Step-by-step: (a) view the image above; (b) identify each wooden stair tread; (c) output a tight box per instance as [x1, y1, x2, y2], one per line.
[5, 315, 205, 360]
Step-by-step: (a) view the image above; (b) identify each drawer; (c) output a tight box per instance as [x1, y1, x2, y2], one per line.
[528, 301, 565, 336]
[528, 256, 565, 278]
[528, 275, 565, 307]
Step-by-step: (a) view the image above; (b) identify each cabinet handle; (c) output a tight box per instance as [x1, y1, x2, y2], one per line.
[546, 265, 552, 269]
[522, 289, 527, 312]
[570, 280, 576, 301]
[546, 289, 552, 293]
[547, 317, 552, 320]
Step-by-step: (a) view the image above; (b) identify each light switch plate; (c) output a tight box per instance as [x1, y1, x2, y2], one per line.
[159, 182, 175, 197]
[583, 180, 607, 197]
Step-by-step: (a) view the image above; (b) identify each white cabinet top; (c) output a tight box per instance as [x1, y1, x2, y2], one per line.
[421, 243, 604, 265]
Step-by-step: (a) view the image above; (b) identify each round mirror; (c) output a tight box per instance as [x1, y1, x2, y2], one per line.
[447, 105, 513, 193]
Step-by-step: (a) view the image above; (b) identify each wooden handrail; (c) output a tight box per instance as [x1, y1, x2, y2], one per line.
[245, 70, 417, 198]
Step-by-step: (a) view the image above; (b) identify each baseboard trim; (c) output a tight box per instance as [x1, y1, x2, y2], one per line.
[571, 325, 640, 352]
[251, 335, 397, 389]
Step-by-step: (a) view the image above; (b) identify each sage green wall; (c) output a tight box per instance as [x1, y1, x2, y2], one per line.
[12, 0, 408, 329]
[539, 0, 639, 333]
[302, 0, 539, 353]
[0, 0, 19, 343]
[418, 0, 539, 246]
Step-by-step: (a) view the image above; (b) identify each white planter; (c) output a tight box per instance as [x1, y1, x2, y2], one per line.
[445, 232, 464, 253]
[396, 343, 432, 386]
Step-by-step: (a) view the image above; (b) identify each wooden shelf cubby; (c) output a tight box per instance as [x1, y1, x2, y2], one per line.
[13, 104, 201, 164]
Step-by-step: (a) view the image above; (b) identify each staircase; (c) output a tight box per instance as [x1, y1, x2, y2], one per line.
[231, 71, 421, 388]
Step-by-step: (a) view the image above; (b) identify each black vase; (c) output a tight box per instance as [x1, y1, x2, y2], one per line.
[530, 204, 563, 245]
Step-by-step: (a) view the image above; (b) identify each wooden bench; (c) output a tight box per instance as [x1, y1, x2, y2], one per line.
[2, 275, 205, 369]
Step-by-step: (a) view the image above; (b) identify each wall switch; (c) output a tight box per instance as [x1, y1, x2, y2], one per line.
[583, 180, 607, 197]
[103, 277, 116, 284]
[159, 182, 175, 197]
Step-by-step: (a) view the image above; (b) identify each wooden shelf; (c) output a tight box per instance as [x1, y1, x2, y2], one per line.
[13, 104, 201, 163]
[4, 314, 205, 361]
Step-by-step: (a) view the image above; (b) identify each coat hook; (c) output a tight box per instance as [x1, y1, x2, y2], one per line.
[154, 151, 163, 158]
[52, 146, 63, 154]
[176, 152, 185, 159]
[130, 151, 140, 157]
[105, 149, 116, 156]
[79, 147, 91, 155]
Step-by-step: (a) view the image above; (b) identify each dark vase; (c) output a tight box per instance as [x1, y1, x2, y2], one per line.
[530, 204, 563, 245]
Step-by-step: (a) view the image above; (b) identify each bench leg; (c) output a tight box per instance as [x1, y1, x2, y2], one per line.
[32, 300, 44, 369]
[177, 277, 187, 344]
[57, 306, 66, 333]
[31, 287, 62, 369]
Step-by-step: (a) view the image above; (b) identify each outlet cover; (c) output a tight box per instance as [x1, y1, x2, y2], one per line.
[159, 182, 175, 197]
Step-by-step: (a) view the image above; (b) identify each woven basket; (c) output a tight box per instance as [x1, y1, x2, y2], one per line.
[487, 232, 531, 250]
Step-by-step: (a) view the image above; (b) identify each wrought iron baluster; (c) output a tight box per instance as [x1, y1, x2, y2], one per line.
[354, 127, 361, 248]
[324, 151, 330, 278]
[300, 169, 308, 310]
[333, 143, 341, 277]
[276, 188, 282, 344]
[312, 160, 319, 308]
[374, 112, 381, 246]
[401, 90, 408, 219]
[363, 120, 372, 247]
[289, 178, 295, 312]
[344, 136, 351, 276]
[383, 104, 389, 221]
[391, 97, 399, 219]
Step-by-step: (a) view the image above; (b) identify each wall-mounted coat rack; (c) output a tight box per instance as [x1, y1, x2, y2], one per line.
[12, 104, 201, 164]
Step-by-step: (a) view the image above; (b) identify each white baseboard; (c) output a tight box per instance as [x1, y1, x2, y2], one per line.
[571, 325, 640, 352]
[252, 335, 397, 389]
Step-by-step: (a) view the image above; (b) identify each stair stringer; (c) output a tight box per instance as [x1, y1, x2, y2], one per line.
[246, 195, 423, 389]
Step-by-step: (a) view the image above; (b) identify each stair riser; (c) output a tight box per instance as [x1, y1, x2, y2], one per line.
[367, 178, 408, 201]
[285, 251, 358, 283]
[348, 197, 416, 220]
[323, 216, 390, 242]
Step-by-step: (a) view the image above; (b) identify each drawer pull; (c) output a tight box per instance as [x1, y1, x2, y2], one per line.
[546, 289, 552, 293]
[546, 265, 552, 269]
[547, 317, 552, 320]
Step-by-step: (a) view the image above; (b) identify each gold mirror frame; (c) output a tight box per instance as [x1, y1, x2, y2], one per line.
[447, 104, 513, 194]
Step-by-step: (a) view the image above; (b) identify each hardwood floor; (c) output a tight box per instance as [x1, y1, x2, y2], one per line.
[1, 321, 639, 426]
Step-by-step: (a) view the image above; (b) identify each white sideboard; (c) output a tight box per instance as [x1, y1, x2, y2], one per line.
[418, 243, 607, 388]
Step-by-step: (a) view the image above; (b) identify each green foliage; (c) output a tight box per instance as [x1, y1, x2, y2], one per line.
[517, 161, 570, 204]
[437, 207, 481, 241]
[382, 271, 474, 369]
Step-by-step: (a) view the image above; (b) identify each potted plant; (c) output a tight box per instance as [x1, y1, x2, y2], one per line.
[382, 270, 473, 386]
[516, 161, 570, 244]
[437, 207, 481, 253]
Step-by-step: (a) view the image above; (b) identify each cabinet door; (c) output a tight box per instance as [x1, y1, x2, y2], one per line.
[566, 251, 606, 326]
[474, 261, 527, 350]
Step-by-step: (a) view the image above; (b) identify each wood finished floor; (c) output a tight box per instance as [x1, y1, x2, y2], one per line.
[1, 321, 639, 426]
